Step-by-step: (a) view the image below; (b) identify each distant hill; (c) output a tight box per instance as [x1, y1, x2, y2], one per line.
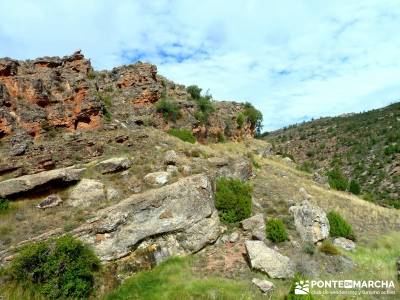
[264, 102, 400, 208]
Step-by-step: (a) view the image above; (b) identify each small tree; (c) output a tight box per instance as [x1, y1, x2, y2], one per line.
[186, 85, 202, 100]
[236, 113, 245, 128]
[0, 198, 10, 212]
[243, 102, 263, 135]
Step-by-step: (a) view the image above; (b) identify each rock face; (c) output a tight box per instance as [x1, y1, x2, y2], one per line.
[0, 52, 257, 177]
[289, 201, 330, 243]
[240, 213, 265, 241]
[0, 166, 85, 198]
[94, 157, 132, 174]
[143, 171, 170, 186]
[75, 174, 220, 261]
[68, 179, 106, 208]
[333, 237, 356, 251]
[252, 278, 274, 293]
[245, 240, 295, 278]
[0, 51, 102, 139]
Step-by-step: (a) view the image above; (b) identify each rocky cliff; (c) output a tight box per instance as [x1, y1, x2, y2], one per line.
[0, 51, 254, 177]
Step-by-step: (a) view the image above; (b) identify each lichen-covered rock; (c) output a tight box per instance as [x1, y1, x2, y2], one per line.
[94, 157, 132, 174]
[289, 201, 330, 243]
[245, 240, 295, 278]
[144, 171, 170, 186]
[37, 194, 63, 209]
[0, 166, 85, 198]
[74, 174, 219, 261]
[164, 150, 177, 165]
[333, 237, 356, 251]
[252, 278, 274, 293]
[214, 158, 253, 181]
[68, 179, 106, 208]
[240, 213, 265, 241]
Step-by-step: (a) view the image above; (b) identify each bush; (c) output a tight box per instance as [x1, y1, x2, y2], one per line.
[156, 99, 181, 121]
[195, 96, 214, 124]
[168, 128, 196, 144]
[327, 167, 348, 191]
[327, 211, 355, 240]
[0, 198, 10, 213]
[186, 85, 202, 100]
[7, 235, 100, 299]
[236, 113, 245, 128]
[302, 242, 315, 255]
[319, 240, 340, 255]
[215, 178, 252, 223]
[243, 102, 263, 135]
[349, 179, 361, 195]
[265, 218, 288, 243]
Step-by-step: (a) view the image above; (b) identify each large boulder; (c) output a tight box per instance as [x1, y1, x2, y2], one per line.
[245, 240, 295, 278]
[68, 179, 106, 208]
[74, 174, 220, 261]
[0, 166, 85, 198]
[289, 201, 330, 243]
[94, 157, 132, 174]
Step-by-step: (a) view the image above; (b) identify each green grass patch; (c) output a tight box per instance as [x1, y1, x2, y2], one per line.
[104, 256, 260, 300]
[168, 128, 196, 144]
[0, 198, 10, 213]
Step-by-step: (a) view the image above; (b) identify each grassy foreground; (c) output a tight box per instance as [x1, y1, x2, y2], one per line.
[104, 256, 263, 300]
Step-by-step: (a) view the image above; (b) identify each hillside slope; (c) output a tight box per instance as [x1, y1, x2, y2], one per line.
[265, 103, 400, 208]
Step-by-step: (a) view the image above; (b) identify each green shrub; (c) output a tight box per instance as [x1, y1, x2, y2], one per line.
[327, 211, 355, 240]
[215, 178, 252, 223]
[195, 97, 214, 124]
[236, 113, 245, 128]
[156, 99, 181, 121]
[302, 242, 315, 255]
[265, 218, 288, 243]
[319, 240, 340, 255]
[327, 167, 348, 191]
[7, 235, 100, 299]
[349, 179, 361, 195]
[0, 198, 10, 213]
[168, 128, 196, 144]
[243, 102, 263, 135]
[186, 85, 202, 100]
[285, 273, 314, 299]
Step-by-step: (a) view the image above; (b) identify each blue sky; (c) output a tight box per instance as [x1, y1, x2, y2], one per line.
[1, 0, 400, 130]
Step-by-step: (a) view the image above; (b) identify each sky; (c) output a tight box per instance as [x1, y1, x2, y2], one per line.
[1, 0, 400, 131]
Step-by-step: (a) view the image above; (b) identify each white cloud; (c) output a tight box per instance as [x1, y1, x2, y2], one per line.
[1, 0, 399, 130]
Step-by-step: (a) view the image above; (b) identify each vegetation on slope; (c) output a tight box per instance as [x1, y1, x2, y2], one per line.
[265, 102, 400, 208]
